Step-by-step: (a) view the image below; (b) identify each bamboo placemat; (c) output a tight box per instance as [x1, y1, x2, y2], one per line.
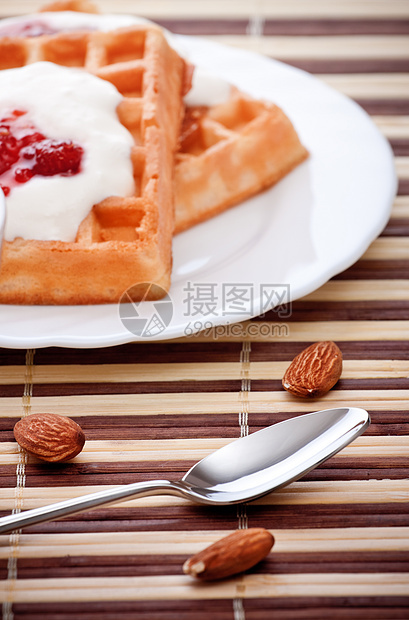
[0, 1, 409, 618]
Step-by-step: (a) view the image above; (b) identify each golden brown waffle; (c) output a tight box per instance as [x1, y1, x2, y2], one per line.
[39, 1, 99, 12]
[174, 89, 309, 234]
[0, 26, 188, 304]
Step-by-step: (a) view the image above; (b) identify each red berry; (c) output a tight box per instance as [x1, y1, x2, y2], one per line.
[0, 20, 59, 38]
[21, 146, 36, 160]
[0, 110, 84, 195]
[20, 131, 46, 147]
[14, 167, 34, 184]
[0, 184, 10, 196]
[0, 132, 20, 175]
[33, 140, 83, 176]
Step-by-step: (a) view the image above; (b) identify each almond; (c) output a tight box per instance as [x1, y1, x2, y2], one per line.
[282, 340, 342, 398]
[13, 413, 85, 462]
[183, 528, 274, 581]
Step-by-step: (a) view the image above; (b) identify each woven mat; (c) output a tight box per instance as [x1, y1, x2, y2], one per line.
[1, 1, 409, 618]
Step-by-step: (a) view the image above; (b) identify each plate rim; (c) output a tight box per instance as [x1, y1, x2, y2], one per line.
[0, 33, 398, 349]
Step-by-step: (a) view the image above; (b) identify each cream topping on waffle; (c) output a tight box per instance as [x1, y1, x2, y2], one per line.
[0, 62, 134, 243]
[184, 67, 232, 107]
[0, 12, 232, 107]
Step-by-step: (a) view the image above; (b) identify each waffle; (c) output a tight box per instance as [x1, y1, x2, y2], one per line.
[174, 89, 309, 234]
[0, 26, 188, 304]
[39, 0, 99, 12]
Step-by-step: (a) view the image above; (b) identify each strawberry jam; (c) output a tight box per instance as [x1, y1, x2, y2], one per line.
[0, 110, 83, 197]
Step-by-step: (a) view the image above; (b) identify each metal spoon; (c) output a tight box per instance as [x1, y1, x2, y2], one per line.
[0, 407, 369, 534]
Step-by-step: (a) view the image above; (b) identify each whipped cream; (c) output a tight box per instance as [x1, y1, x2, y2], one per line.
[0, 11, 232, 107]
[184, 67, 232, 107]
[0, 62, 134, 242]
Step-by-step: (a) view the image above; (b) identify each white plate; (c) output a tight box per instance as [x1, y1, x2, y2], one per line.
[0, 34, 397, 348]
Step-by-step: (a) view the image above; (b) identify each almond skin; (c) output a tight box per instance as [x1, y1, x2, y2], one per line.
[14, 413, 85, 462]
[282, 341, 343, 398]
[183, 528, 274, 581]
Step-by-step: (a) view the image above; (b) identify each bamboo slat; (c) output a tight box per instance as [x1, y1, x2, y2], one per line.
[254, 479, 409, 506]
[0, 358, 407, 385]
[362, 238, 409, 260]
[0, 479, 408, 510]
[1, 528, 408, 559]
[1, 389, 409, 418]
[204, 35, 409, 59]
[395, 156, 409, 179]
[1, 573, 408, 603]
[391, 196, 409, 218]
[181, 321, 409, 343]
[3, 0, 409, 19]
[1, 435, 408, 465]
[318, 74, 409, 99]
[0, 362, 245, 384]
[302, 280, 409, 302]
[250, 359, 407, 380]
[373, 117, 409, 140]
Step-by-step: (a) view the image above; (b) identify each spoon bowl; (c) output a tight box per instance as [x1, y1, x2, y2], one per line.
[178, 406, 369, 503]
[0, 407, 369, 534]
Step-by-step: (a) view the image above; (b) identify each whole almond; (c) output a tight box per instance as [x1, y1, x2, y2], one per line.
[282, 341, 342, 398]
[14, 413, 85, 462]
[183, 528, 274, 581]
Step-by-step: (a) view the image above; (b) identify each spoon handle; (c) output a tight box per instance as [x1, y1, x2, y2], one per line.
[0, 479, 179, 535]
